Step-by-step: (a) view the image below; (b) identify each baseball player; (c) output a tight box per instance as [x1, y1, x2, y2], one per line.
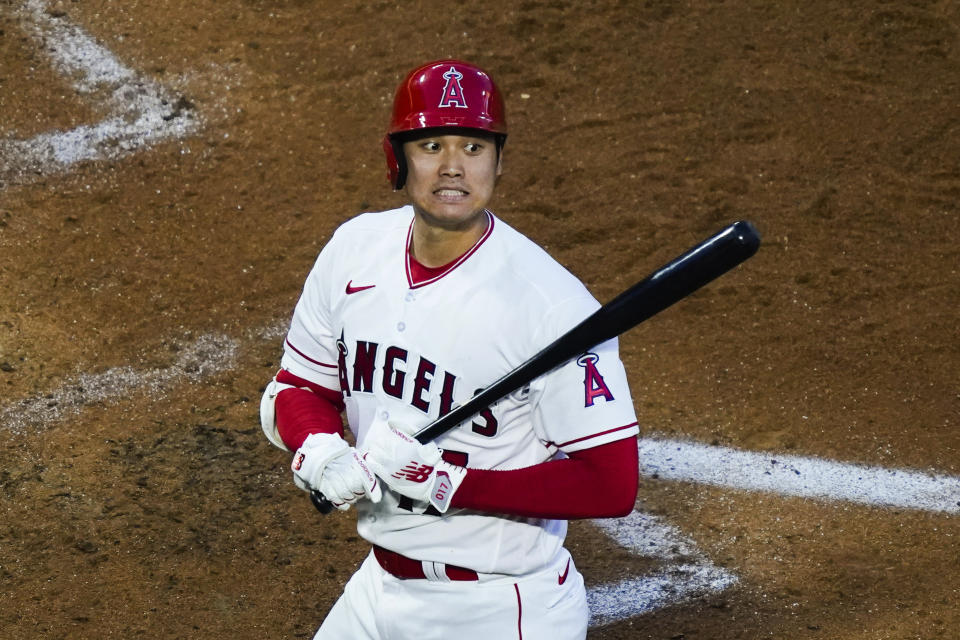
[260, 59, 640, 639]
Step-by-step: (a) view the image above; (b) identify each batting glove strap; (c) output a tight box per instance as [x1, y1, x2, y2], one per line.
[425, 460, 467, 513]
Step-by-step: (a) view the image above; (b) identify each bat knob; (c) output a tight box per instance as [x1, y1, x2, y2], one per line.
[311, 490, 334, 514]
[731, 220, 761, 255]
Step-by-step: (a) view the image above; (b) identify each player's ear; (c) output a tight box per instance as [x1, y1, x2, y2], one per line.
[494, 135, 505, 178]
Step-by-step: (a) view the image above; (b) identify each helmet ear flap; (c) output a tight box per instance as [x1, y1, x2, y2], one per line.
[382, 135, 408, 190]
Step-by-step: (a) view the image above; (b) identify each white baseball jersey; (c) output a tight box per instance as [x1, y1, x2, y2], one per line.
[281, 205, 638, 576]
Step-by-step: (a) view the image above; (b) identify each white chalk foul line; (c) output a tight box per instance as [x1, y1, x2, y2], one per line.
[587, 437, 960, 626]
[639, 437, 960, 515]
[588, 564, 736, 627]
[0, 0, 199, 184]
[0, 334, 237, 435]
[586, 438, 960, 624]
[587, 511, 737, 628]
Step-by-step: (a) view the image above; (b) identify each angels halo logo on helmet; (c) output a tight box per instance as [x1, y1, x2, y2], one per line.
[383, 59, 508, 190]
[438, 66, 469, 109]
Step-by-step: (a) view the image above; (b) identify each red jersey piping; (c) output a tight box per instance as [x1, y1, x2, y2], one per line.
[514, 583, 523, 639]
[547, 421, 639, 449]
[285, 338, 338, 370]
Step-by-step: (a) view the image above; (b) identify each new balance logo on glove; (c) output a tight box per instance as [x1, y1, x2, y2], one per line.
[393, 463, 434, 483]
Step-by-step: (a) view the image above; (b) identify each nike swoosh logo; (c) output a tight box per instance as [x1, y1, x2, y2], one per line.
[345, 280, 376, 295]
[558, 558, 571, 585]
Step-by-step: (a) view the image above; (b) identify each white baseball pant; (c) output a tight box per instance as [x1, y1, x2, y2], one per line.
[314, 547, 588, 640]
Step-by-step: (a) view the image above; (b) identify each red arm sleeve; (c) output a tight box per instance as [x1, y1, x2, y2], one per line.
[274, 369, 346, 451]
[449, 436, 639, 519]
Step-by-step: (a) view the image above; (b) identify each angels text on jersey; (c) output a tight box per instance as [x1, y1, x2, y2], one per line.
[335, 331, 616, 434]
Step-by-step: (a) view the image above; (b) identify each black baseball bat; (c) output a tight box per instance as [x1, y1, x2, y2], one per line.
[311, 220, 761, 513]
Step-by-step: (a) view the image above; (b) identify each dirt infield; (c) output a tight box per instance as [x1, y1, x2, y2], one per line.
[1, 1, 958, 638]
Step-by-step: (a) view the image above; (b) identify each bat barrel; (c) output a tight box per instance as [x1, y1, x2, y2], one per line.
[601, 220, 760, 334]
[415, 220, 760, 443]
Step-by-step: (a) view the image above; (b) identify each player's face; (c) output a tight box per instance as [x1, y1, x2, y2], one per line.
[402, 132, 502, 232]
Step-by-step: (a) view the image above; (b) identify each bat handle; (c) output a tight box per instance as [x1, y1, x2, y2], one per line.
[310, 490, 335, 514]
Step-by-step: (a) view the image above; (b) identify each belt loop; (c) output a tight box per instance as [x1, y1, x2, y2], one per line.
[373, 545, 479, 581]
[422, 561, 451, 582]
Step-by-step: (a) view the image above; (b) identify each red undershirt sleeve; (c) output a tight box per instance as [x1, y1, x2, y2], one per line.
[272, 365, 639, 519]
[274, 369, 346, 451]
[450, 436, 639, 519]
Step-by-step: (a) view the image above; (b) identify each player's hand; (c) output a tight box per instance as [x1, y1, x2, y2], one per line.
[291, 433, 382, 511]
[362, 419, 466, 513]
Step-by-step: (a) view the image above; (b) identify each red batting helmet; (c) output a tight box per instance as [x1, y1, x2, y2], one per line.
[383, 59, 508, 190]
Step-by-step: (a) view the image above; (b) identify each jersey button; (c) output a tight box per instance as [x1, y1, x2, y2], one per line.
[397, 321, 406, 332]
[405, 292, 415, 302]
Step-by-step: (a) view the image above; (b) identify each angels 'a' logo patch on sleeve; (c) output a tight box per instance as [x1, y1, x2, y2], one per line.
[577, 352, 615, 407]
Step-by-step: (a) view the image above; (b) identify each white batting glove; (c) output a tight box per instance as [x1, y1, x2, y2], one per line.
[363, 420, 466, 513]
[291, 433, 382, 511]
